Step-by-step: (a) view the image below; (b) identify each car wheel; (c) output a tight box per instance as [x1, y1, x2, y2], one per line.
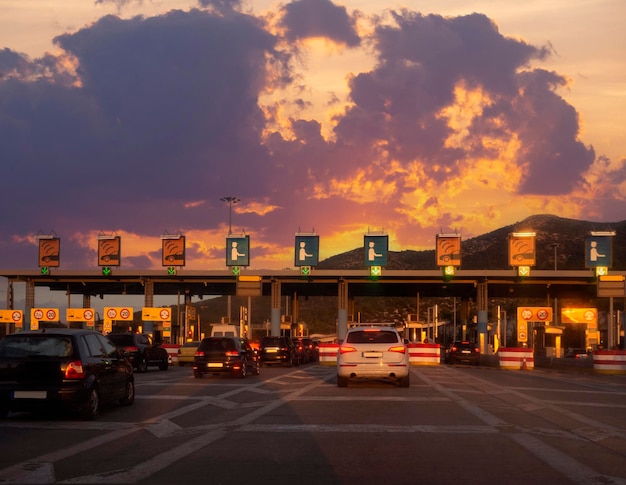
[137, 357, 148, 373]
[159, 358, 168, 371]
[337, 375, 348, 388]
[193, 370, 203, 378]
[81, 387, 100, 420]
[398, 375, 410, 388]
[119, 379, 135, 406]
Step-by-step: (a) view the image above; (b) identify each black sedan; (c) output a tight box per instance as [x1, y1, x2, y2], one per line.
[445, 341, 480, 365]
[193, 337, 260, 378]
[0, 328, 134, 420]
[107, 332, 169, 372]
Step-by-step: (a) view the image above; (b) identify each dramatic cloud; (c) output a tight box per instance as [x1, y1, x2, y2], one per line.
[279, 0, 361, 47]
[0, 2, 624, 273]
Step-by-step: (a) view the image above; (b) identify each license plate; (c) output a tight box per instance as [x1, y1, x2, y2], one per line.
[363, 351, 383, 358]
[13, 391, 47, 399]
[461, 350, 471, 354]
[208, 363, 223, 368]
[265, 349, 278, 353]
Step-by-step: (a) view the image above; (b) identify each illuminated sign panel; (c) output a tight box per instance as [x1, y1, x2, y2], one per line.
[98, 236, 121, 267]
[364, 234, 388, 267]
[436, 234, 461, 267]
[508, 233, 536, 267]
[162, 235, 186, 267]
[294, 234, 319, 267]
[226, 235, 250, 267]
[38, 237, 60, 268]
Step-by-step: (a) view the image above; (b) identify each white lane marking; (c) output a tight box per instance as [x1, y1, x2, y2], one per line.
[424, 367, 624, 485]
[55, 371, 337, 483]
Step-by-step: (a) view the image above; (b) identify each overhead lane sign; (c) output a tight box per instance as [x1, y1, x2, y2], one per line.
[364, 234, 388, 267]
[226, 235, 250, 267]
[294, 234, 319, 267]
[436, 234, 461, 266]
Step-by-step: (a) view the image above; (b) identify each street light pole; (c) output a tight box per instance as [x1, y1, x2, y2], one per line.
[220, 196, 240, 235]
[549, 243, 560, 271]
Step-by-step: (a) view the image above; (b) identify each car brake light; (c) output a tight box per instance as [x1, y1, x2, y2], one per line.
[388, 346, 406, 354]
[195, 351, 205, 357]
[225, 351, 239, 357]
[125, 346, 139, 352]
[339, 346, 357, 354]
[65, 361, 85, 379]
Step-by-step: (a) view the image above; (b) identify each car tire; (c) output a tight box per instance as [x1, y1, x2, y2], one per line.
[398, 375, 410, 388]
[81, 387, 100, 420]
[119, 379, 135, 406]
[159, 358, 168, 371]
[137, 357, 148, 373]
[337, 375, 348, 387]
[193, 370, 203, 378]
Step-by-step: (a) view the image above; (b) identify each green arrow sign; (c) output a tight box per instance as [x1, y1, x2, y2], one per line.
[102, 266, 112, 276]
[370, 265, 382, 277]
[231, 266, 241, 276]
[40, 266, 49, 275]
[301, 266, 311, 276]
[167, 266, 176, 275]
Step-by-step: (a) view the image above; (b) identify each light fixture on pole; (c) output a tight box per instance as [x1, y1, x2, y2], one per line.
[220, 196, 240, 235]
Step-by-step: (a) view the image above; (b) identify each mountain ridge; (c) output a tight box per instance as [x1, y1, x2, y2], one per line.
[316, 214, 626, 270]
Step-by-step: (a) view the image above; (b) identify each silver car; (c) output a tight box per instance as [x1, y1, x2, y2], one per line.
[337, 325, 410, 387]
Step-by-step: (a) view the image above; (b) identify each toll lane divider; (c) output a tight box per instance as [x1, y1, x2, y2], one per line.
[161, 344, 180, 366]
[593, 350, 626, 374]
[318, 343, 339, 365]
[407, 343, 441, 366]
[498, 347, 534, 370]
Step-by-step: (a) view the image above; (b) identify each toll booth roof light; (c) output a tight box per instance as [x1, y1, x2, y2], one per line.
[512, 232, 536, 237]
[590, 231, 616, 236]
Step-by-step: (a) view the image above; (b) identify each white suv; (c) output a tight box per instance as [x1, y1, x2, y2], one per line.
[337, 325, 410, 387]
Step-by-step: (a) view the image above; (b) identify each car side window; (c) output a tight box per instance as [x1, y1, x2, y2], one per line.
[84, 334, 105, 358]
[98, 335, 118, 357]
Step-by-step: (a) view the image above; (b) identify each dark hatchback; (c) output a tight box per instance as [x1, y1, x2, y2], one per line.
[445, 341, 480, 365]
[259, 336, 299, 367]
[193, 337, 260, 379]
[107, 332, 169, 372]
[0, 329, 134, 420]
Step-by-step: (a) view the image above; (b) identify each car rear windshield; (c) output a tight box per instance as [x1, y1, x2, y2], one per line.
[107, 334, 133, 346]
[200, 338, 237, 352]
[453, 342, 476, 349]
[346, 330, 399, 344]
[0, 336, 74, 358]
[261, 337, 282, 347]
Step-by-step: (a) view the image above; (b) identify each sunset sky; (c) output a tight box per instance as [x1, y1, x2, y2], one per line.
[1, 0, 625, 291]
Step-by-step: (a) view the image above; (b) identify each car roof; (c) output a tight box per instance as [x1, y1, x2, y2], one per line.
[7, 328, 96, 336]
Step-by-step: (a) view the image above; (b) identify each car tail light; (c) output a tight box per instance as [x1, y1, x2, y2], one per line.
[388, 346, 406, 354]
[195, 350, 205, 357]
[450, 345, 458, 352]
[339, 346, 357, 354]
[65, 361, 85, 379]
[124, 346, 139, 352]
[225, 351, 239, 357]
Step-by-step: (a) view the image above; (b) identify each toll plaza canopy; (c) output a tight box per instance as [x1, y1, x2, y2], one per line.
[0, 269, 609, 301]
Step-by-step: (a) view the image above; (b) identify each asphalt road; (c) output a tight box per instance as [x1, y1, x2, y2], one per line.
[1, 363, 625, 484]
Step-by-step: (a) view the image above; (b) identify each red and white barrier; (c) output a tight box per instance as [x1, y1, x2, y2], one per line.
[498, 347, 534, 370]
[318, 343, 339, 366]
[593, 350, 626, 374]
[408, 343, 441, 366]
[161, 344, 181, 366]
